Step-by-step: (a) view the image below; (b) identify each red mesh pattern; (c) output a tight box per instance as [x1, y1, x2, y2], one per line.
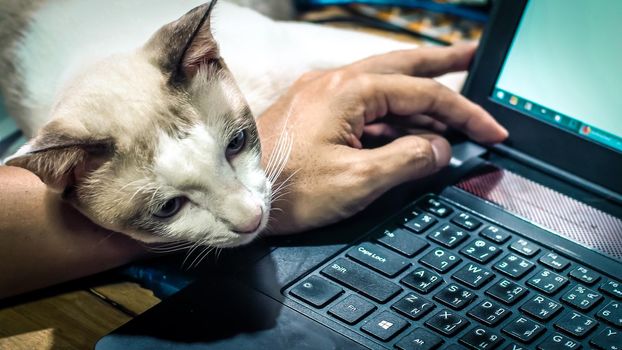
[457, 168, 622, 261]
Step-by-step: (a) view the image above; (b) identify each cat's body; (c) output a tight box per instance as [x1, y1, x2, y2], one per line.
[0, 1, 460, 248]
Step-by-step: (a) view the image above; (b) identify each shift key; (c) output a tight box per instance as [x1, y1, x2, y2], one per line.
[321, 258, 402, 303]
[347, 242, 411, 277]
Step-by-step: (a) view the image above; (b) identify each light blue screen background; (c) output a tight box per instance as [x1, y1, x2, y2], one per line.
[495, 0, 622, 138]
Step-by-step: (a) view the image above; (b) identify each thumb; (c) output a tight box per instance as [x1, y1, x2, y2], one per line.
[360, 134, 451, 197]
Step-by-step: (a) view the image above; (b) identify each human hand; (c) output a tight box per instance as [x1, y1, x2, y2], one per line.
[257, 44, 508, 234]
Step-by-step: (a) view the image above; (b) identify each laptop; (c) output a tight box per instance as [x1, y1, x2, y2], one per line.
[97, 0, 622, 349]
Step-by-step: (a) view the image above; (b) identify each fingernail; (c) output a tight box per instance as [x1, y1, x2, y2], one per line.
[430, 138, 451, 169]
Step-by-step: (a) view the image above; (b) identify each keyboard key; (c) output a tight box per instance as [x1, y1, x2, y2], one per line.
[419, 248, 462, 274]
[290, 275, 343, 307]
[590, 327, 622, 350]
[361, 310, 409, 341]
[425, 309, 469, 336]
[419, 197, 454, 218]
[346, 242, 410, 277]
[502, 316, 545, 343]
[451, 212, 482, 231]
[561, 284, 603, 311]
[392, 293, 435, 320]
[459, 326, 504, 350]
[452, 263, 495, 289]
[502, 343, 527, 350]
[536, 332, 580, 350]
[460, 239, 502, 264]
[486, 278, 528, 305]
[395, 327, 444, 350]
[600, 280, 622, 299]
[376, 227, 429, 257]
[554, 311, 598, 338]
[428, 224, 469, 248]
[434, 283, 476, 310]
[597, 300, 622, 327]
[519, 294, 563, 321]
[467, 299, 511, 327]
[404, 213, 437, 233]
[526, 269, 569, 295]
[480, 225, 511, 244]
[397, 207, 422, 227]
[401, 267, 443, 294]
[447, 345, 468, 350]
[328, 294, 375, 324]
[538, 252, 570, 271]
[321, 259, 402, 303]
[569, 266, 600, 285]
[493, 254, 535, 279]
[509, 239, 541, 257]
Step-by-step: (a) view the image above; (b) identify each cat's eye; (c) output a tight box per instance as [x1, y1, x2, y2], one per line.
[153, 197, 185, 219]
[226, 130, 246, 156]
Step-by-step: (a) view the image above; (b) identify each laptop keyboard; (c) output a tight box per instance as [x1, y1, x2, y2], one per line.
[285, 194, 622, 350]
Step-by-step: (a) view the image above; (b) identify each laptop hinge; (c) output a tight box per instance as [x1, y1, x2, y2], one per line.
[493, 143, 622, 204]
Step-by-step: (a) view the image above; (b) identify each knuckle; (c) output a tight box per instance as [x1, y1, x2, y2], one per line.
[409, 139, 436, 170]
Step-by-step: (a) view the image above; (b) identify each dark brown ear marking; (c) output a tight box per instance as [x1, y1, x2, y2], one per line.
[144, 0, 220, 82]
[5, 132, 115, 193]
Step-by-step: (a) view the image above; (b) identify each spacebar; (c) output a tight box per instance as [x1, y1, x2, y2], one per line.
[320, 258, 401, 303]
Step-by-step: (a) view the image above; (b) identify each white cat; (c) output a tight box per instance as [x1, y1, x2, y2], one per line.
[0, 0, 456, 248]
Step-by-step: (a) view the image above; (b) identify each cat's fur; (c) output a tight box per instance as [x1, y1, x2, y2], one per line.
[0, 0, 450, 247]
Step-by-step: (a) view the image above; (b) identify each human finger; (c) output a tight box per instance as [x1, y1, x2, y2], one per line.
[355, 74, 508, 143]
[347, 43, 477, 77]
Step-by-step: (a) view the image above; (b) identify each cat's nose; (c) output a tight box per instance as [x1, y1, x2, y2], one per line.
[233, 206, 263, 234]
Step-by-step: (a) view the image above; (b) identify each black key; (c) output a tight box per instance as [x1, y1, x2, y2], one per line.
[554, 311, 598, 338]
[519, 294, 563, 321]
[600, 280, 622, 299]
[346, 242, 410, 277]
[590, 327, 622, 350]
[467, 299, 511, 327]
[321, 259, 402, 303]
[538, 252, 570, 271]
[452, 263, 494, 289]
[290, 275, 342, 307]
[395, 328, 444, 350]
[526, 269, 569, 295]
[401, 267, 443, 294]
[502, 343, 527, 350]
[509, 239, 541, 257]
[460, 239, 502, 264]
[561, 284, 603, 311]
[398, 207, 422, 227]
[392, 293, 435, 320]
[434, 283, 476, 310]
[569, 266, 600, 285]
[328, 294, 376, 325]
[419, 248, 462, 274]
[536, 333, 581, 350]
[361, 310, 409, 341]
[486, 278, 528, 305]
[404, 213, 437, 233]
[425, 309, 469, 337]
[428, 224, 469, 248]
[376, 227, 429, 257]
[480, 225, 511, 244]
[452, 212, 482, 231]
[502, 316, 545, 343]
[597, 300, 622, 327]
[493, 254, 535, 279]
[459, 326, 504, 350]
[447, 345, 469, 350]
[418, 197, 453, 218]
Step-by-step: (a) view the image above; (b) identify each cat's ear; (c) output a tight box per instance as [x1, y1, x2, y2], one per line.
[144, 0, 219, 81]
[4, 124, 114, 194]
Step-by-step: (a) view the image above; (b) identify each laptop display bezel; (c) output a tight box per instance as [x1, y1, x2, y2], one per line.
[462, 0, 622, 195]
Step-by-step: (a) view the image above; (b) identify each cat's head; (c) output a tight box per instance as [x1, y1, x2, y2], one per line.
[6, 1, 271, 248]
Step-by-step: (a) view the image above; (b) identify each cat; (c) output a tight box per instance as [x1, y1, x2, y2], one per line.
[0, 0, 453, 248]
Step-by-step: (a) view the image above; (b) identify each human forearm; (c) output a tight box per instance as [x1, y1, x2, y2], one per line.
[0, 166, 148, 299]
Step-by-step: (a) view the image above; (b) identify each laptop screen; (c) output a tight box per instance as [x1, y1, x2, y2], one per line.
[491, 0, 622, 154]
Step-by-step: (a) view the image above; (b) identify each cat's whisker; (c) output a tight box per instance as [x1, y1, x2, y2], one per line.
[190, 243, 216, 269]
[182, 239, 206, 269]
[265, 128, 290, 182]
